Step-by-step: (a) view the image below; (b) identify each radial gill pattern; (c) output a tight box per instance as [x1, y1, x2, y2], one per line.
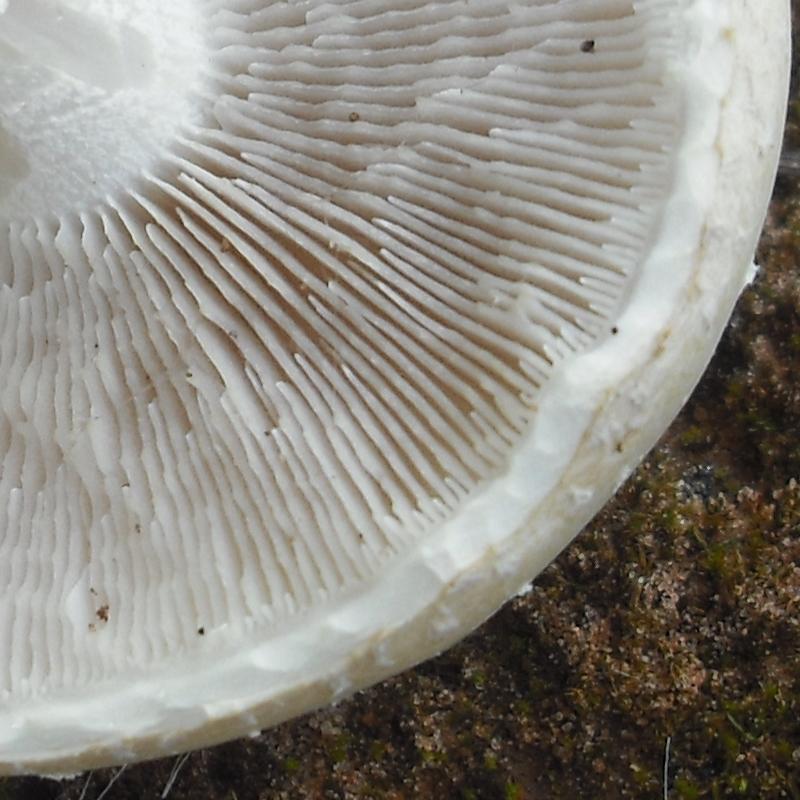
[0, 0, 680, 697]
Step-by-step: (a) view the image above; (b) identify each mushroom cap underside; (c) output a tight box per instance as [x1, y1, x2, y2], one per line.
[0, 0, 790, 774]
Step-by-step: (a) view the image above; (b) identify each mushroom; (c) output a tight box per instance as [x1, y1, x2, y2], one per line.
[0, 0, 790, 774]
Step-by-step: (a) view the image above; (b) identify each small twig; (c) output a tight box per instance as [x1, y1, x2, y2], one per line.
[76, 772, 93, 800]
[95, 765, 127, 800]
[663, 735, 672, 800]
[161, 752, 192, 798]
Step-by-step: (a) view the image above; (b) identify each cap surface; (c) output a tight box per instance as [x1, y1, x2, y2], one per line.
[0, 0, 790, 774]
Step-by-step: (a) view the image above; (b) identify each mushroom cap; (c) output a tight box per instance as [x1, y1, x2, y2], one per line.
[0, 0, 790, 774]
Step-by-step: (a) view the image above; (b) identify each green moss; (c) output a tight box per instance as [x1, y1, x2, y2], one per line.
[370, 741, 387, 761]
[504, 781, 523, 800]
[326, 733, 351, 764]
[629, 763, 655, 788]
[703, 541, 740, 583]
[674, 777, 701, 800]
[680, 425, 708, 448]
[513, 699, 532, 716]
[658, 507, 682, 534]
[527, 675, 550, 701]
[718, 721, 744, 763]
[730, 775, 749, 795]
[774, 738, 795, 762]
[420, 748, 448, 766]
[725, 377, 747, 401]
[283, 755, 301, 773]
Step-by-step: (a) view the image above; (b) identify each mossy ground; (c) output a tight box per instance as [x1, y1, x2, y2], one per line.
[3, 11, 800, 800]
